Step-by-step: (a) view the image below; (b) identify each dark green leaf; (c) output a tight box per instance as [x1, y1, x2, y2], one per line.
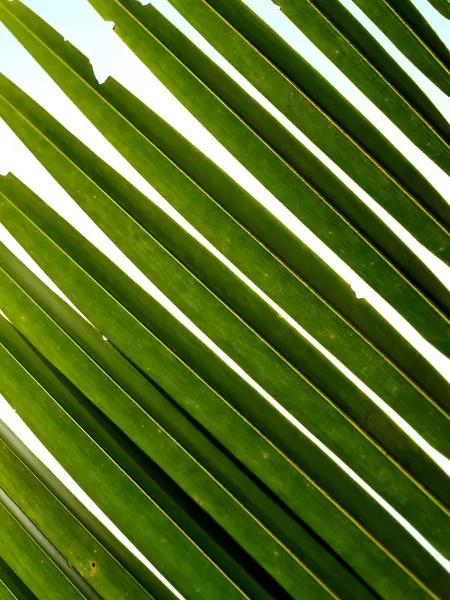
[0, 557, 37, 600]
[1, 1, 450, 597]
[0, 247, 349, 600]
[0, 420, 156, 600]
[0, 181, 447, 598]
[386, 0, 450, 70]
[2, 26, 450, 458]
[273, 0, 450, 151]
[351, 0, 450, 94]
[0, 499, 85, 600]
[109, 0, 450, 226]
[426, 0, 450, 19]
[0, 305, 250, 600]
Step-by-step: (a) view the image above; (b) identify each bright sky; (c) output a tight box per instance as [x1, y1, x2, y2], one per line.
[0, 0, 450, 594]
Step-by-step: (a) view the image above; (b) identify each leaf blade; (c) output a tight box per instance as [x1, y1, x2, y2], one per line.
[0, 501, 86, 600]
[1, 15, 450, 451]
[352, 0, 450, 92]
[1, 176, 449, 598]
[0, 420, 157, 600]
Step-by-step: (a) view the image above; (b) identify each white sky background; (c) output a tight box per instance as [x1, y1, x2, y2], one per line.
[0, 0, 450, 594]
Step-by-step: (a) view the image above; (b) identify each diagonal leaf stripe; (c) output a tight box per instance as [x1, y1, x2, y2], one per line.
[2, 246, 438, 597]
[351, 0, 450, 95]
[0, 305, 254, 600]
[0, 292, 397, 600]
[0, 557, 38, 600]
[271, 0, 449, 145]
[0, 497, 86, 600]
[0, 489, 102, 600]
[1, 76, 450, 512]
[0, 420, 158, 600]
[0, 175, 449, 598]
[1, 33, 450, 445]
[0, 5, 449, 450]
[2, 0, 450, 331]
[0, 331, 177, 600]
[2, 71, 450, 552]
[382, 0, 450, 72]
[2, 61, 450, 473]
[87, 0, 450, 286]
[0, 251, 379, 600]
[156, 0, 450, 308]
[88, 0, 450, 229]
[0, 312, 387, 600]
[1, 0, 450, 598]
[426, 0, 450, 19]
